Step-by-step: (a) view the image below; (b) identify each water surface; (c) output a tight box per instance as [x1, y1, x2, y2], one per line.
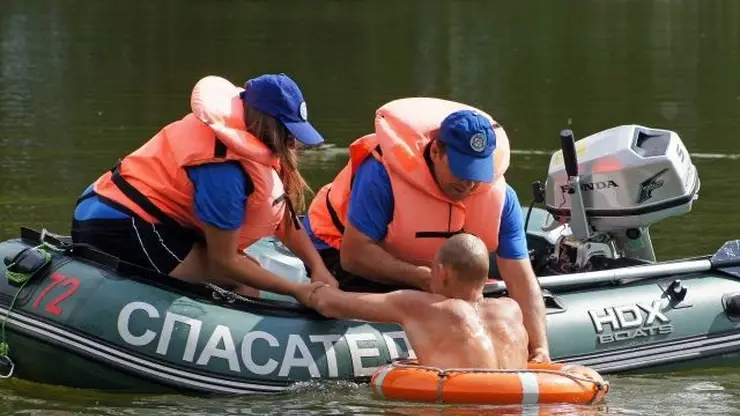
[2, 1, 740, 414]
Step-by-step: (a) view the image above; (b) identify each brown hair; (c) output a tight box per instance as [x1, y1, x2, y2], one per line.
[429, 129, 447, 155]
[437, 233, 489, 284]
[243, 105, 311, 211]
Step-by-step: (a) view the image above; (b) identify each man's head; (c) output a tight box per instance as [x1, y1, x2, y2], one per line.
[430, 233, 490, 295]
[429, 110, 497, 201]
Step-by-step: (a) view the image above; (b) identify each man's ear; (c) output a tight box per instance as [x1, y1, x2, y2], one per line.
[439, 264, 450, 287]
[430, 140, 442, 162]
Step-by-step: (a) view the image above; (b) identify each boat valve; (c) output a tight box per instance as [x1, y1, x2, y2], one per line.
[724, 294, 740, 318]
[666, 279, 687, 303]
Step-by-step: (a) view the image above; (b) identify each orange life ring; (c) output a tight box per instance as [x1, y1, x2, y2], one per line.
[370, 360, 609, 405]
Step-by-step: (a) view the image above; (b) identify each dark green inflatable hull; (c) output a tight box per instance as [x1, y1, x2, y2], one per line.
[2, 218, 740, 394]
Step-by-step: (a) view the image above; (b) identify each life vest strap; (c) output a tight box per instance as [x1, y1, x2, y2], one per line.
[325, 187, 346, 234]
[214, 139, 227, 158]
[415, 230, 465, 239]
[325, 144, 384, 236]
[277, 194, 301, 230]
[109, 162, 181, 228]
[75, 190, 96, 206]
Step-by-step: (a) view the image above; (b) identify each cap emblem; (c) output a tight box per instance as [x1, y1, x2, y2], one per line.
[469, 132, 487, 153]
[299, 102, 308, 121]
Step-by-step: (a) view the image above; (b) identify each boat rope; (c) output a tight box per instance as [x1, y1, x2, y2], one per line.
[5, 245, 52, 285]
[206, 282, 242, 304]
[389, 358, 609, 393]
[0, 355, 13, 379]
[205, 282, 268, 305]
[0, 263, 38, 378]
[0, 237, 58, 379]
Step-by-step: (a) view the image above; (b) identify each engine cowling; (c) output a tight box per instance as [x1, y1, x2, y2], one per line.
[544, 125, 700, 232]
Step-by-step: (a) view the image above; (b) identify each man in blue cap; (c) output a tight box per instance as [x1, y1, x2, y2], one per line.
[72, 73, 336, 303]
[303, 98, 550, 363]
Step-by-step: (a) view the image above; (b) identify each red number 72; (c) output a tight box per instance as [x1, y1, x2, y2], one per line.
[32, 272, 80, 317]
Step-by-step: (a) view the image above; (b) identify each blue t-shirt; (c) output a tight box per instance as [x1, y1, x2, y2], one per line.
[73, 162, 253, 230]
[304, 158, 529, 260]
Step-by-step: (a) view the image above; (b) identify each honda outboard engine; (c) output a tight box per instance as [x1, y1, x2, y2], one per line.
[538, 125, 700, 273]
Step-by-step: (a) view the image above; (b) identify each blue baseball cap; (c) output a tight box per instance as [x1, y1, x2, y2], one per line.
[438, 110, 497, 183]
[239, 73, 324, 146]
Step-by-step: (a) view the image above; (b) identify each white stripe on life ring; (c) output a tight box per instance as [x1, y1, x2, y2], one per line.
[372, 366, 394, 399]
[518, 372, 540, 404]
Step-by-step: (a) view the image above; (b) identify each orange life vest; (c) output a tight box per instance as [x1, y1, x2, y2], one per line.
[307, 97, 511, 265]
[93, 76, 288, 250]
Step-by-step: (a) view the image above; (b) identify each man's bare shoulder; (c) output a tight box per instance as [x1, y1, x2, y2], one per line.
[427, 297, 476, 319]
[479, 297, 523, 321]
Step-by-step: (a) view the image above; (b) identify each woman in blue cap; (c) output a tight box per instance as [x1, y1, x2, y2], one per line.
[71, 74, 336, 305]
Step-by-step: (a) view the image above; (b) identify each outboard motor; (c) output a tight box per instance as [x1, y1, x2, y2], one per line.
[539, 125, 701, 272]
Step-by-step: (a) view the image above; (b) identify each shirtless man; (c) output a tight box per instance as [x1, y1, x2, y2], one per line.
[309, 233, 529, 369]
